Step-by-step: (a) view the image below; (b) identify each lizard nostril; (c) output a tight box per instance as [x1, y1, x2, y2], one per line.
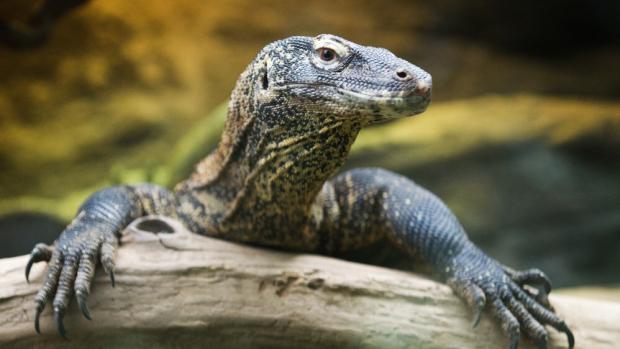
[414, 80, 431, 96]
[395, 69, 411, 81]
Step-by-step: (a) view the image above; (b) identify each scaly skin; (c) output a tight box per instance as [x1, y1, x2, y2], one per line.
[26, 34, 574, 349]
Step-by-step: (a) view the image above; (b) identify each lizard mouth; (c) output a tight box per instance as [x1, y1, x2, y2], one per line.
[278, 83, 431, 117]
[337, 88, 431, 116]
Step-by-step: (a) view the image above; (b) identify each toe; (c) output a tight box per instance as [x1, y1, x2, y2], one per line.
[448, 278, 486, 328]
[510, 283, 574, 348]
[509, 268, 552, 295]
[488, 294, 520, 349]
[100, 236, 118, 287]
[33, 250, 63, 333]
[503, 289, 549, 348]
[74, 249, 98, 320]
[26, 243, 54, 282]
[51, 254, 79, 338]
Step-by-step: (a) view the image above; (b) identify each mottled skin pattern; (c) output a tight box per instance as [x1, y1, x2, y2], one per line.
[27, 34, 574, 349]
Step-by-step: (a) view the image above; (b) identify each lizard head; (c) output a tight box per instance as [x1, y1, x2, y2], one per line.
[252, 34, 432, 126]
[190, 35, 432, 215]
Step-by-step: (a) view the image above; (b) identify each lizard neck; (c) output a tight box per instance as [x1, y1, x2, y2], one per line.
[215, 113, 360, 220]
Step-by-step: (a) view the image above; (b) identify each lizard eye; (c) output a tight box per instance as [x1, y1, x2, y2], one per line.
[317, 47, 337, 62]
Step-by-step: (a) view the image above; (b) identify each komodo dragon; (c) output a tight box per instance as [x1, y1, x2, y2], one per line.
[26, 34, 574, 349]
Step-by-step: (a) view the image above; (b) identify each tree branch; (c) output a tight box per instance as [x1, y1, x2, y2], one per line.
[1, 217, 618, 348]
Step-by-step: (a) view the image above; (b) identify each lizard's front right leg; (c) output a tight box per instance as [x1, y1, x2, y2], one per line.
[320, 168, 573, 349]
[25, 183, 177, 338]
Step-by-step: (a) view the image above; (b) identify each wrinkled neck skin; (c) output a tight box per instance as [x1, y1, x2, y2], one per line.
[178, 63, 362, 246]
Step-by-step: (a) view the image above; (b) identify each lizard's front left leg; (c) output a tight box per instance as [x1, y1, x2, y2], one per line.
[25, 183, 177, 337]
[322, 168, 574, 349]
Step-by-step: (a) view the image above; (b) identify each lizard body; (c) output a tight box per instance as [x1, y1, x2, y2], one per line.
[27, 34, 573, 349]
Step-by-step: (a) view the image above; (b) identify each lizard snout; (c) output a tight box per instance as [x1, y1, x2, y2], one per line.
[393, 67, 432, 98]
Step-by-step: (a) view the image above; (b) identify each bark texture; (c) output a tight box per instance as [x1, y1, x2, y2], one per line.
[1, 217, 618, 349]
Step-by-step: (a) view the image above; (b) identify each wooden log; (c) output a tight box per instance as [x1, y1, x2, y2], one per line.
[1, 216, 618, 349]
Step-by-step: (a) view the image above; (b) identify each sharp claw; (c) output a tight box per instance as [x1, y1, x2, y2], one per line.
[25, 257, 35, 283]
[54, 307, 68, 340]
[508, 335, 519, 349]
[109, 270, 115, 287]
[77, 295, 92, 320]
[542, 279, 552, 294]
[558, 322, 575, 348]
[471, 306, 482, 328]
[34, 306, 43, 334]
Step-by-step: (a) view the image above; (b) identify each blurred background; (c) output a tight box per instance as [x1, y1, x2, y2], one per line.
[0, 0, 618, 293]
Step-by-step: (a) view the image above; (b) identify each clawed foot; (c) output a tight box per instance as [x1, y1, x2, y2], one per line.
[25, 221, 118, 338]
[447, 249, 574, 349]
